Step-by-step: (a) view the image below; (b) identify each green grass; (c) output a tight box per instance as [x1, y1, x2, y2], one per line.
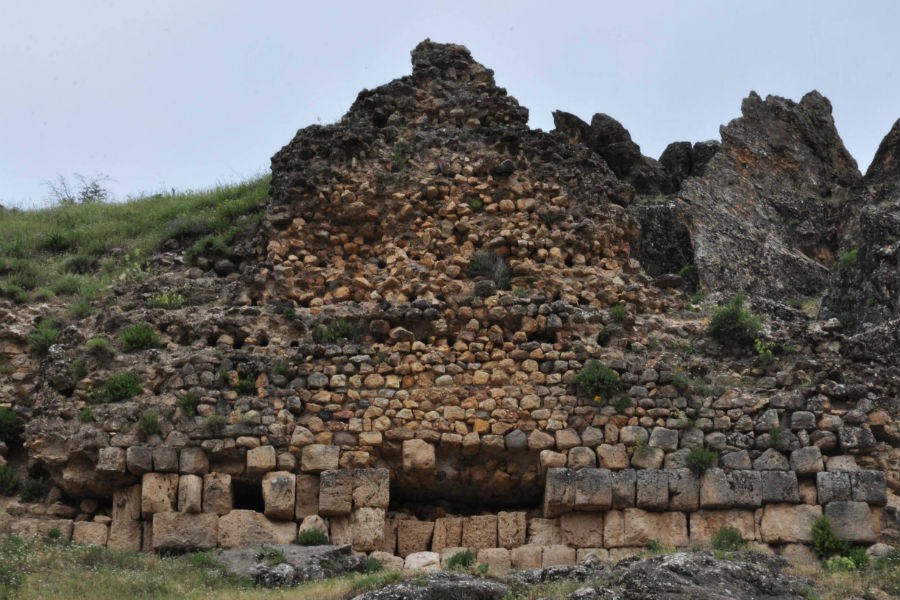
[0, 177, 268, 303]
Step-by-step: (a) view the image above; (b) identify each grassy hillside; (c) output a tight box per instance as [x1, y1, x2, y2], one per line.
[0, 177, 269, 311]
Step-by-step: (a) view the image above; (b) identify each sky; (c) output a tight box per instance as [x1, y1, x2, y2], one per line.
[1, 1, 898, 208]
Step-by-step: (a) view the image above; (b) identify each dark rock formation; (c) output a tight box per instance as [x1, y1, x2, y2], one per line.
[679, 91, 861, 300]
[218, 544, 368, 586]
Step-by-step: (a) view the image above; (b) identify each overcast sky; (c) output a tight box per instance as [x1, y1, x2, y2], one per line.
[1, 1, 898, 208]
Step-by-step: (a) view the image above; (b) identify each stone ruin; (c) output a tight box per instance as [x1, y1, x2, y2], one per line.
[2, 40, 899, 573]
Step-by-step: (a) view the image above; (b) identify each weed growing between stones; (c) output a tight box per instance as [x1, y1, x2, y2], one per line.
[119, 322, 161, 351]
[571, 360, 621, 401]
[711, 527, 746, 552]
[707, 294, 762, 349]
[446, 549, 475, 570]
[87, 371, 142, 404]
[136, 411, 160, 439]
[686, 447, 717, 476]
[296, 529, 331, 546]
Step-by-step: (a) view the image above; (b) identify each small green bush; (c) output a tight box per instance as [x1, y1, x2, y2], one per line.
[839, 248, 858, 268]
[571, 359, 621, 400]
[62, 253, 96, 275]
[85, 336, 116, 357]
[711, 526, 746, 552]
[203, 413, 226, 433]
[120, 322, 161, 351]
[467, 197, 484, 212]
[69, 297, 92, 317]
[186, 234, 229, 264]
[256, 546, 286, 566]
[177, 394, 199, 417]
[0, 283, 28, 304]
[610, 303, 628, 323]
[70, 357, 88, 380]
[296, 529, 330, 546]
[51, 274, 84, 296]
[446, 549, 475, 571]
[469, 250, 511, 290]
[686, 447, 717, 476]
[707, 294, 762, 349]
[18, 478, 45, 503]
[28, 318, 62, 356]
[0, 465, 21, 496]
[0, 407, 22, 445]
[846, 545, 869, 569]
[811, 516, 848, 559]
[137, 411, 160, 438]
[823, 555, 856, 572]
[874, 548, 900, 571]
[77, 407, 93, 423]
[312, 319, 363, 344]
[148, 291, 185, 309]
[363, 557, 384, 573]
[88, 371, 142, 404]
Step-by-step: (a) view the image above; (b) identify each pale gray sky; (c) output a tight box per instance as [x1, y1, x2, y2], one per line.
[1, 1, 898, 208]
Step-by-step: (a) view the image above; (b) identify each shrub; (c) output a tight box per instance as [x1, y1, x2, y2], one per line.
[85, 336, 116, 357]
[28, 318, 62, 356]
[137, 411, 160, 438]
[70, 297, 92, 317]
[77, 407, 93, 423]
[875, 548, 900, 571]
[711, 527, 746, 552]
[846, 545, 869, 569]
[0, 283, 28, 303]
[177, 394, 199, 417]
[446, 549, 475, 571]
[754, 339, 775, 367]
[707, 294, 762, 349]
[823, 555, 856, 572]
[467, 197, 484, 212]
[469, 250, 511, 290]
[610, 303, 628, 323]
[571, 359, 621, 400]
[686, 447, 717, 476]
[312, 319, 363, 344]
[363, 557, 384, 573]
[256, 546, 286, 566]
[148, 291, 185, 309]
[70, 357, 88, 380]
[88, 371, 142, 404]
[296, 529, 330, 546]
[120, 322, 160, 351]
[203, 413, 226, 433]
[0, 465, 20, 496]
[811, 516, 849, 559]
[63, 254, 96, 274]
[19, 478, 45, 503]
[839, 248, 858, 268]
[186, 234, 229, 264]
[51, 274, 84, 296]
[0, 407, 22, 445]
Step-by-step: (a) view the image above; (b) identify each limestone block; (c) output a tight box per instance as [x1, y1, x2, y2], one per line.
[529, 430, 556, 451]
[825, 501, 876, 543]
[141, 473, 178, 517]
[126, 446, 153, 475]
[851, 470, 887, 505]
[510, 544, 543, 569]
[602, 510, 625, 548]
[622, 509, 688, 548]
[330, 515, 352, 546]
[177, 474, 203, 513]
[575, 468, 613, 511]
[630, 446, 664, 470]
[720, 450, 752, 470]
[262, 471, 296, 521]
[527, 518, 562, 545]
[217, 510, 297, 548]
[799, 480, 818, 504]
[567, 446, 597, 469]
[649, 427, 679, 452]
[319, 469, 353, 516]
[620, 426, 648, 446]
[543, 468, 575, 517]
[753, 448, 790, 470]
[152, 446, 178, 473]
[476, 548, 511, 576]
[668, 469, 699, 512]
[780, 543, 819, 568]
[397, 520, 434, 557]
[295, 473, 319, 519]
[72, 521, 108, 547]
[826, 455, 858, 471]
[301, 444, 340, 473]
[542, 544, 576, 567]
[636, 469, 669, 511]
[351, 507, 386, 552]
[383, 517, 399, 554]
[790, 446, 823, 475]
[761, 471, 800, 504]
[179, 447, 209, 475]
[9, 519, 73, 541]
[402, 439, 435, 473]
[611, 469, 636, 509]
[298, 515, 329, 536]
[107, 520, 142, 551]
[112, 484, 142, 521]
[728, 470, 763, 508]
[699, 469, 732, 509]
[97, 447, 126, 474]
[462, 515, 498, 550]
[432, 517, 464, 552]
[352, 468, 390, 509]
[370, 551, 404, 571]
[152, 512, 217, 552]
[247, 445, 277, 476]
[540, 450, 567, 472]
[759, 504, 821, 543]
[689, 510, 757, 544]
[560, 512, 603, 548]
[597, 443, 629, 470]
[404, 551, 440, 571]
[498, 511, 527, 549]
[817, 471, 851, 504]
[202, 472, 233, 516]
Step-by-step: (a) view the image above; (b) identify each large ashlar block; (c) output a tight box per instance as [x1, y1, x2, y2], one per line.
[527, 518, 562, 545]
[141, 473, 179, 517]
[351, 507, 386, 552]
[404, 551, 441, 572]
[217, 509, 297, 548]
[825, 501, 877, 543]
[462, 515, 498, 550]
[560, 512, 603, 548]
[477, 548, 511, 576]
[498, 511, 527, 549]
[761, 471, 800, 504]
[668, 469, 699, 512]
[10, 519, 73, 542]
[202, 473, 233, 516]
[728, 470, 762, 508]
[432, 517, 463, 552]
[604, 509, 688, 548]
[402, 439, 436, 473]
[850, 471, 887, 505]
[301, 444, 340, 473]
[397, 520, 434, 558]
[247, 445, 277, 477]
[699, 469, 732, 509]
[73, 522, 108, 547]
[262, 471, 296, 521]
[817, 471, 852, 504]
[636, 469, 669, 511]
[97, 447, 126, 474]
[574, 468, 612, 511]
[759, 503, 821, 544]
[177, 474, 203, 513]
[611, 469, 636, 509]
[152, 512, 218, 552]
[543, 468, 575, 517]
[319, 469, 353, 516]
[107, 520, 142, 551]
[113, 484, 142, 521]
[330, 516, 352, 546]
[689, 510, 757, 544]
[295, 474, 320, 519]
[510, 544, 543, 569]
[352, 468, 390, 508]
[542, 544, 576, 567]
[179, 447, 209, 475]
